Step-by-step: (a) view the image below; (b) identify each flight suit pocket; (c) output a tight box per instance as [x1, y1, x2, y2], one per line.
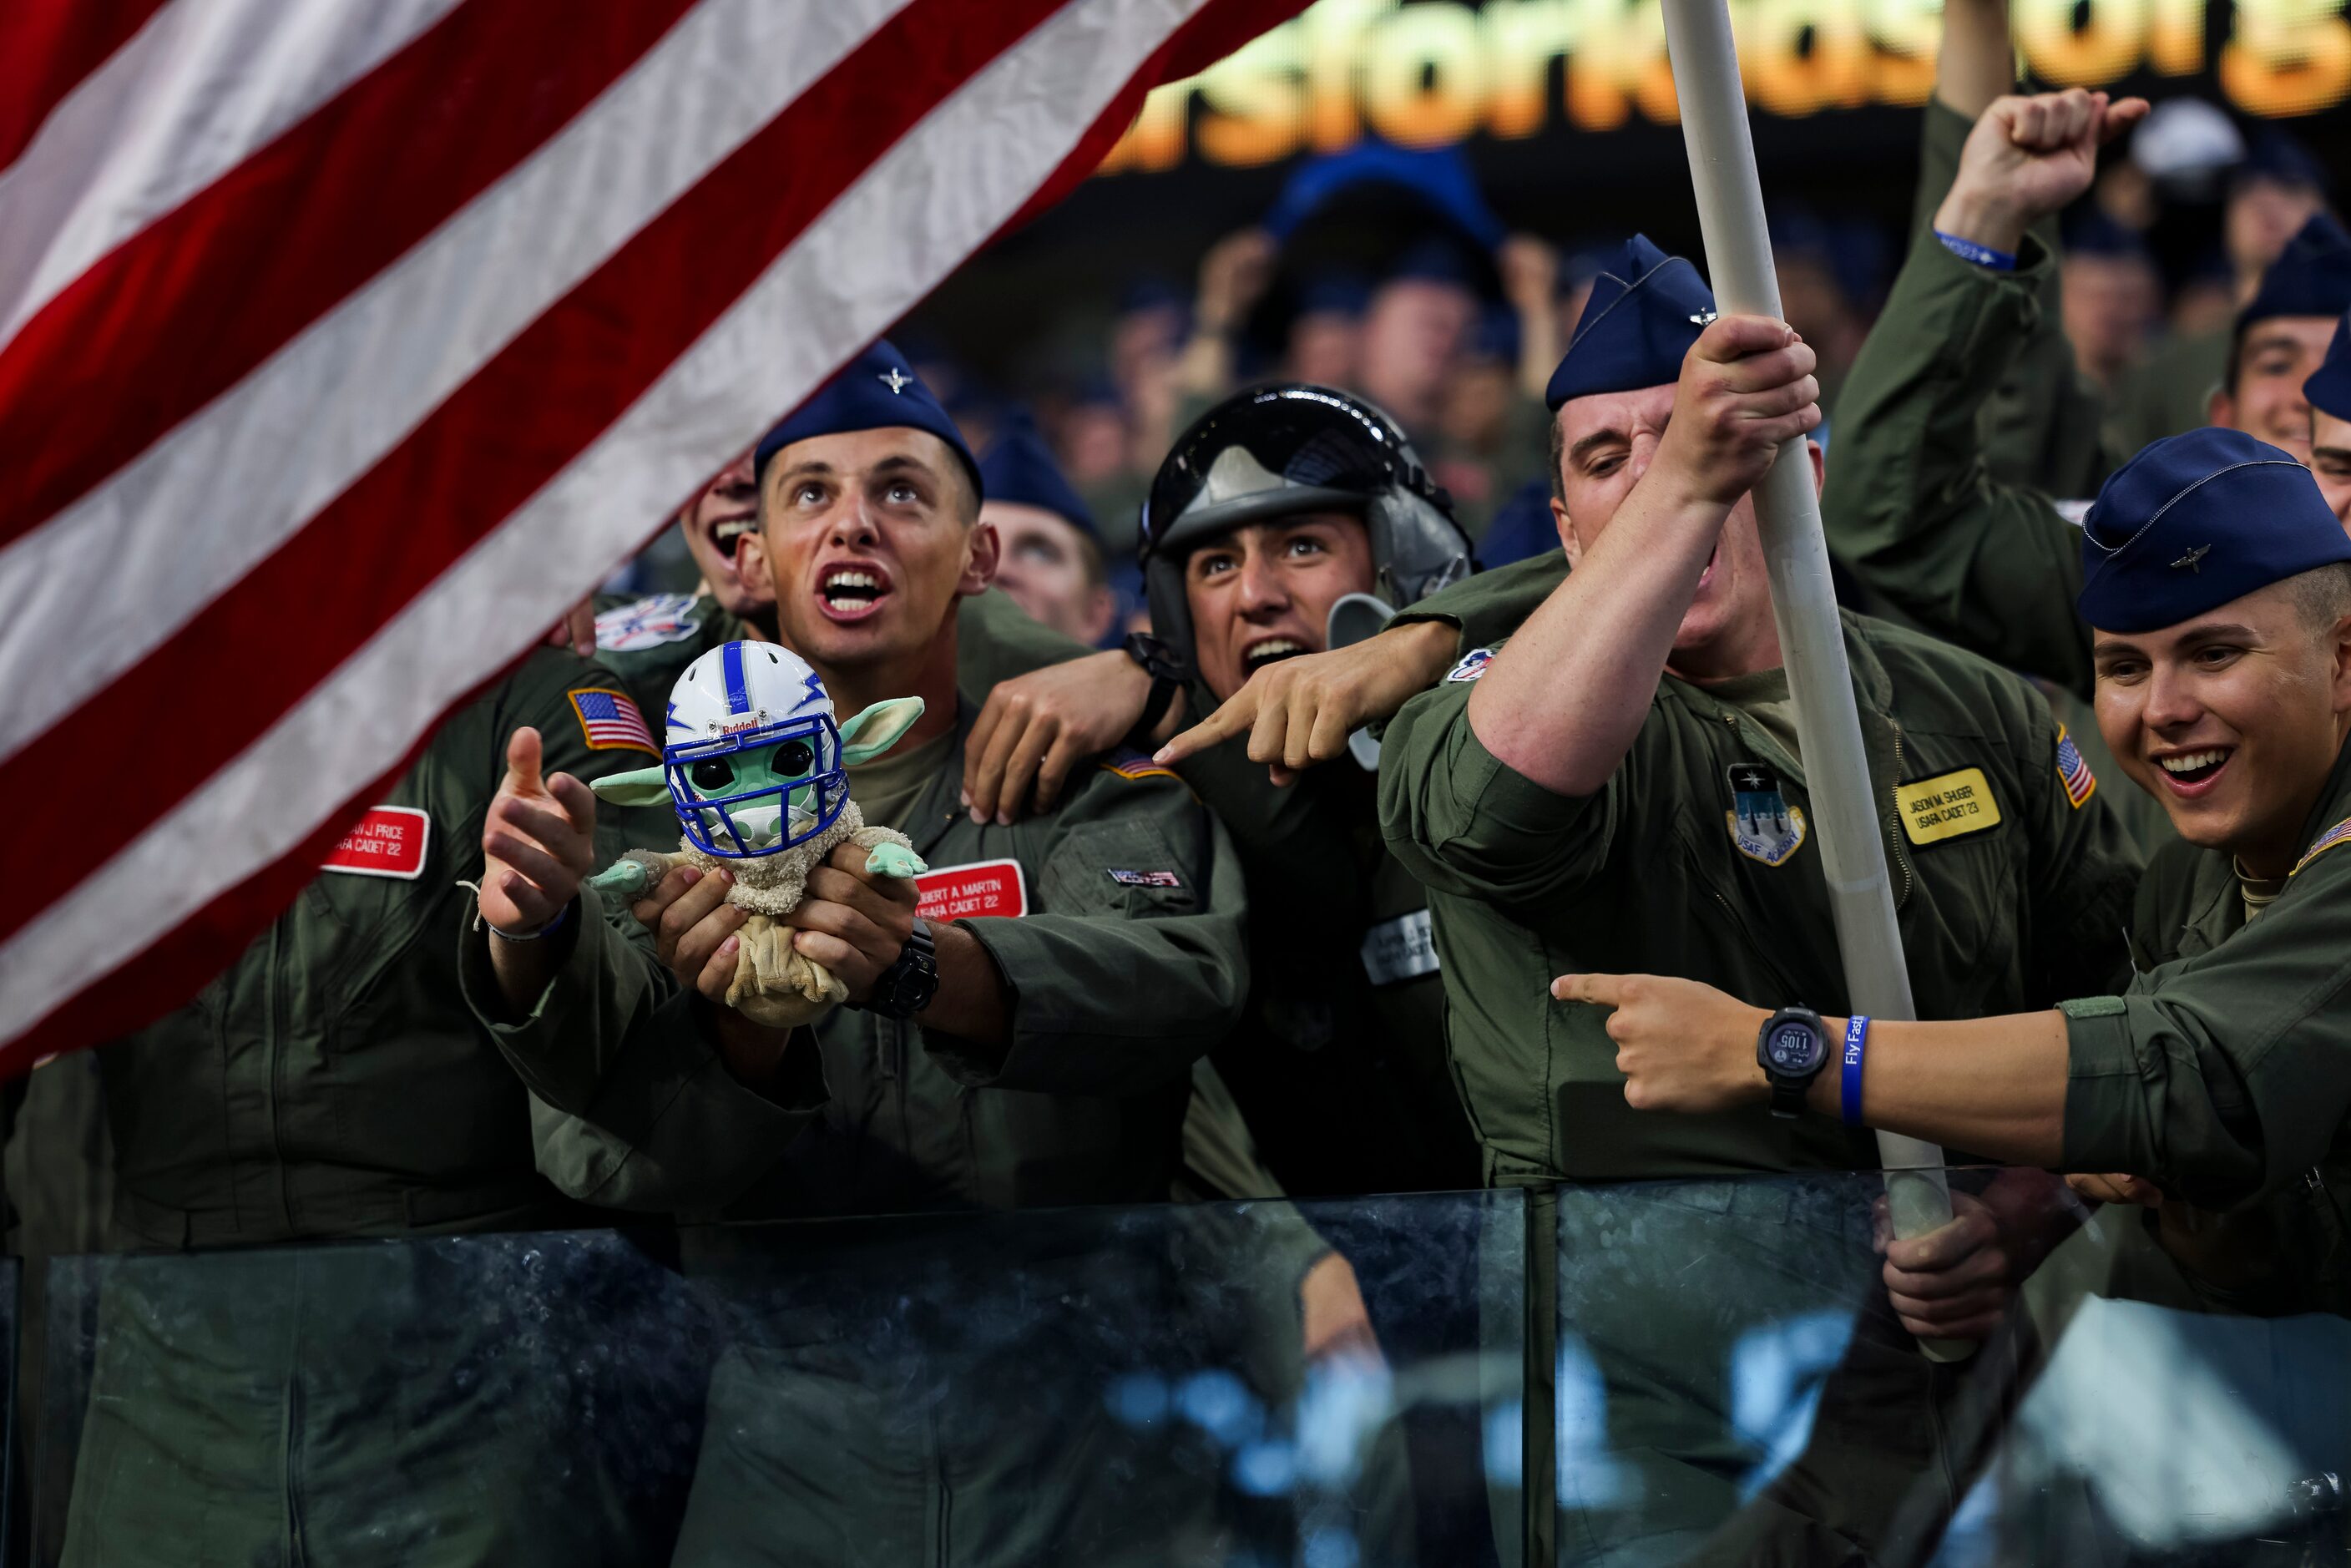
[1039, 821, 1199, 918]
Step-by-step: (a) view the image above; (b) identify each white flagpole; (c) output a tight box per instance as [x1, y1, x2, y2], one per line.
[1657, 0, 1966, 1354]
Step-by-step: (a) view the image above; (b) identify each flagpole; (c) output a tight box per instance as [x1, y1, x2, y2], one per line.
[1657, 0, 1966, 1354]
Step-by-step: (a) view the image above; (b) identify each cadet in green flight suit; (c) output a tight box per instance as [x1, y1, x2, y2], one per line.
[1577, 425, 2351, 1323]
[60, 645, 684, 1568]
[1373, 235, 2139, 1566]
[464, 346, 1250, 1568]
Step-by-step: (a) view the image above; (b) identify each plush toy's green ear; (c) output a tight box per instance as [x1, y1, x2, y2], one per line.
[589, 766, 672, 807]
[837, 697, 927, 764]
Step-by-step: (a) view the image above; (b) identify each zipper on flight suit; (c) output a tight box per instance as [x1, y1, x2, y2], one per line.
[1883, 723, 1914, 909]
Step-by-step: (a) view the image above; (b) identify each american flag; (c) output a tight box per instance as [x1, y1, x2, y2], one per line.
[2055, 725, 2097, 809]
[570, 690, 660, 756]
[0, 0, 1301, 1066]
[2293, 817, 2351, 878]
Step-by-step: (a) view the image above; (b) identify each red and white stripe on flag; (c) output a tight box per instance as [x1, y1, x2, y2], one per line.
[0, 0, 1303, 1067]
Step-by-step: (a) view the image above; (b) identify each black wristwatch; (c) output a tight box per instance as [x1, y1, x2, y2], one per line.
[857, 918, 938, 1020]
[1755, 1004, 1830, 1120]
[1121, 632, 1190, 749]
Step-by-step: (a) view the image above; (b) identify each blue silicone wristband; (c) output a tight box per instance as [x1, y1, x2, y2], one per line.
[1934, 230, 2015, 271]
[1841, 1015, 1870, 1126]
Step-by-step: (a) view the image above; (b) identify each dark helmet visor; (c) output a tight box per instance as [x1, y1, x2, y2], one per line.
[1141, 385, 1418, 559]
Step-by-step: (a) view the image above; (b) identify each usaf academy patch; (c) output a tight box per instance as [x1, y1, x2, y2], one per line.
[594, 592, 703, 653]
[1724, 761, 1807, 867]
[1446, 648, 1494, 683]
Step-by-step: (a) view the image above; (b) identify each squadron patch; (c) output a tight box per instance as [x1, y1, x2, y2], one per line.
[594, 592, 703, 653]
[2055, 725, 2098, 809]
[1898, 766, 2003, 846]
[1446, 648, 1495, 683]
[1724, 761, 1807, 867]
[2292, 817, 2351, 878]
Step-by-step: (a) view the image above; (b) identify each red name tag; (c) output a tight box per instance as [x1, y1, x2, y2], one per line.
[321, 806, 431, 880]
[914, 858, 1028, 922]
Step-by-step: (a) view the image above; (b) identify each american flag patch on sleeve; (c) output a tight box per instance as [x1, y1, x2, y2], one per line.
[2293, 817, 2351, 877]
[569, 689, 659, 755]
[2055, 724, 2096, 809]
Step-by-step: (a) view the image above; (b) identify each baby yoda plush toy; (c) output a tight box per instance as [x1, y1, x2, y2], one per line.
[585, 641, 929, 1029]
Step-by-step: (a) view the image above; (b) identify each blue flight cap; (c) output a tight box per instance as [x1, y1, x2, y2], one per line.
[2239, 211, 2351, 331]
[1295, 271, 1373, 319]
[2309, 315, 2351, 421]
[2077, 427, 2351, 632]
[2065, 209, 2154, 264]
[1261, 139, 1507, 251]
[1385, 236, 1479, 290]
[753, 339, 982, 502]
[1545, 235, 1716, 410]
[2234, 127, 2333, 200]
[977, 411, 1096, 539]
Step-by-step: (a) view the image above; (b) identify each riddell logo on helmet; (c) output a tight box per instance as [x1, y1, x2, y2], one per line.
[718, 718, 762, 734]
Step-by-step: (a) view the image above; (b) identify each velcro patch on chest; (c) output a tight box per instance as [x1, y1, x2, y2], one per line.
[321, 806, 431, 879]
[594, 592, 702, 652]
[1898, 766, 2002, 846]
[915, 858, 1028, 921]
[1107, 867, 1182, 888]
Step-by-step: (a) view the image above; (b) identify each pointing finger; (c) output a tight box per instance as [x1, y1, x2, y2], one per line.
[1550, 974, 1624, 1008]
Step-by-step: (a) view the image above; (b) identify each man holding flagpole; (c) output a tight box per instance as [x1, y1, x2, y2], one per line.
[1376, 238, 2144, 1563]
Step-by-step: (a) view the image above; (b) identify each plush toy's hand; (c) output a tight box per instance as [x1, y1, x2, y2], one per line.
[481, 726, 598, 935]
[864, 842, 928, 880]
[585, 862, 650, 898]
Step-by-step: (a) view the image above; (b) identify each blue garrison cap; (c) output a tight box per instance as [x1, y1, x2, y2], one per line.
[977, 412, 1095, 539]
[2240, 211, 2351, 331]
[1545, 235, 1716, 410]
[753, 339, 981, 500]
[2078, 427, 2351, 632]
[2308, 314, 2351, 420]
[2235, 127, 2332, 200]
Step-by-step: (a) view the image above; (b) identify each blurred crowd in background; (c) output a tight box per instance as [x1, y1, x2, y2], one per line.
[614, 94, 2338, 640]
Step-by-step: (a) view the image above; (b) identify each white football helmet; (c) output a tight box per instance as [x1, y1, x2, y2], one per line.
[662, 641, 847, 858]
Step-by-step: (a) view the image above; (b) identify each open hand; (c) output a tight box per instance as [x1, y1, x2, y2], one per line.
[963, 651, 1153, 824]
[480, 727, 598, 936]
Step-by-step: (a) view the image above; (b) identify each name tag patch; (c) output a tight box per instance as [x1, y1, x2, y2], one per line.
[914, 858, 1028, 921]
[1107, 868, 1182, 888]
[1898, 767, 2003, 846]
[1361, 908, 1440, 985]
[321, 806, 431, 880]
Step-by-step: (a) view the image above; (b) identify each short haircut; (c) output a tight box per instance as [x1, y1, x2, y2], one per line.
[2288, 559, 2351, 630]
[1547, 408, 1568, 506]
[1074, 526, 1106, 590]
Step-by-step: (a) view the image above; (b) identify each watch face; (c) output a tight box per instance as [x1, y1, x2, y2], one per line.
[1765, 1020, 1823, 1074]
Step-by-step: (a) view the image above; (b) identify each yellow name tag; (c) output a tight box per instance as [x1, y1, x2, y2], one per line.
[1898, 767, 2002, 846]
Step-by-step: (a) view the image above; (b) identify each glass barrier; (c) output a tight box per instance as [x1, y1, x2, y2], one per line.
[1541, 1168, 2351, 1568]
[28, 1171, 2351, 1565]
[31, 1191, 1519, 1568]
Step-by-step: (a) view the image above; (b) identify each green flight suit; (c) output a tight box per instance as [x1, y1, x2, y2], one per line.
[468, 710, 1248, 1566]
[1818, 224, 2181, 859]
[1380, 563, 2141, 1565]
[2061, 734, 2351, 1259]
[1176, 706, 1479, 1198]
[1823, 227, 2096, 700]
[59, 647, 681, 1568]
[2106, 325, 2229, 461]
